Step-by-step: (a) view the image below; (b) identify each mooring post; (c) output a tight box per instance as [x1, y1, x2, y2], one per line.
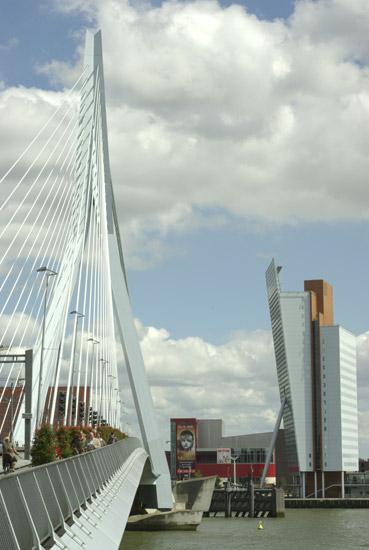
[225, 483, 232, 517]
[250, 479, 255, 517]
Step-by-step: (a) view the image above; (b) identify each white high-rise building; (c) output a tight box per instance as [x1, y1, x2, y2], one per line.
[320, 326, 359, 472]
[266, 259, 359, 498]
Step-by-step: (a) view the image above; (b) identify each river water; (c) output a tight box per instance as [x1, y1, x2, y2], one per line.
[121, 510, 369, 549]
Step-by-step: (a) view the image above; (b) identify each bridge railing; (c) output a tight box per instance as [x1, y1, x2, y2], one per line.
[0, 437, 142, 549]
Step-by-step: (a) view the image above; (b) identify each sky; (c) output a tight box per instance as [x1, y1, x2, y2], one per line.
[1, 0, 369, 457]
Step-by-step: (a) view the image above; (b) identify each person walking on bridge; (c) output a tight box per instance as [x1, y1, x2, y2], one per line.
[3, 436, 19, 472]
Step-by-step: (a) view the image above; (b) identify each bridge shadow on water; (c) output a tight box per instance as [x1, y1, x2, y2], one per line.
[121, 509, 369, 550]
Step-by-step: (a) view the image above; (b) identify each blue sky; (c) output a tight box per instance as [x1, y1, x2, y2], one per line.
[0, 1, 86, 88]
[130, 220, 369, 343]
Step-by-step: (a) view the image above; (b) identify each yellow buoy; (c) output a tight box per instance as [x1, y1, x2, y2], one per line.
[257, 520, 264, 530]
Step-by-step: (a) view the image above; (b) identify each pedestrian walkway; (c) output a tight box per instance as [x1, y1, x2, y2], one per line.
[0, 455, 31, 476]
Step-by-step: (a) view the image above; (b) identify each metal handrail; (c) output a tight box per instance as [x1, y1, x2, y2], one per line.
[0, 437, 143, 549]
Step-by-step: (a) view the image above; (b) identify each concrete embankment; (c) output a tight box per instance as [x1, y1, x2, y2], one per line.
[286, 498, 369, 508]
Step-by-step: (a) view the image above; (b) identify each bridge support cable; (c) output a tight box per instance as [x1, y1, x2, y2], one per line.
[0, 106, 81, 268]
[0, 113, 79, 297]
[0, 68, 87, 192]
[0, 104, 88, 277]
[0, 135, 78, 303]
[0, 75, 88, 436]
[0, 195, 77, 434]
[0, 114, 83, 433]
[73, 195, 95, 426]
[0, 129, 80, 351]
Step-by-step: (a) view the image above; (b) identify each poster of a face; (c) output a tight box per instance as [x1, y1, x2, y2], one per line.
[217, 448, 231, 464]
[176, 423, 196, 462]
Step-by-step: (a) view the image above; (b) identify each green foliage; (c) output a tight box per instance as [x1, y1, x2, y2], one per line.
[31, 425, 57, 466]
[55, 426, 73, 459]
[31, 423, 126, 466]
[98, 425, 126, 443]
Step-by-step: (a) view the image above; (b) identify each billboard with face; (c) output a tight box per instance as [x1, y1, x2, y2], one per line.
[173, 419, 197, 475]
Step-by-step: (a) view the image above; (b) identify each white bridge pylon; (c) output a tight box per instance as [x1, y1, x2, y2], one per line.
[2, 30, 172, 509]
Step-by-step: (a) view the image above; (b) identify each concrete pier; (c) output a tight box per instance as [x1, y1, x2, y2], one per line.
[127, 476, 217, 531]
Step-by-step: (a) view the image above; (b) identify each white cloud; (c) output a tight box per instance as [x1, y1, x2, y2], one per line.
[1, 1, 369, 268]
[0, 38, 19, 52]
[42, 0, 369, 235]
[137, 321, 279, 436]
[119, 321, 369, 457]
[35, 59, 83, 88]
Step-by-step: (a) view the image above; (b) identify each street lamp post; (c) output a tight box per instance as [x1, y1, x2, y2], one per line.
[116, 399, 123, 431]
[87, 337, 99, 426]
[112, 386, 119, 427]
[68, 310, 84, 425]
[107, 374, 116, 425]
[10, 382, 14, 440]
[36, 266, 57, 429]
[230, 456, 239, 487]
[98, 359, 107, 425]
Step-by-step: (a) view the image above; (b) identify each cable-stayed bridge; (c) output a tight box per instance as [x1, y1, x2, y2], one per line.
[0, 30, 172, 548]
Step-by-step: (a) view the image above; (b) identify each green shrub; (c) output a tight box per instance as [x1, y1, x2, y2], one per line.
[56, 426, 73, 459]
[97, 425, 126, 443]
[31, 423, 126, 466]
[31, 425, 57, 465]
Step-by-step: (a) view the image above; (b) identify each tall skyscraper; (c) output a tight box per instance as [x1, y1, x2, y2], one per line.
[266, 259, 358, 497]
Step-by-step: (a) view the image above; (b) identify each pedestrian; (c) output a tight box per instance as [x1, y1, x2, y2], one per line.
[97, 432, 106, 447]
[71, 431, 81, 455]
[107, 431, 116, 445]
[92, 431, 101, 448]
[79, 431, 86, 452]
[3, 436, 19, 472]
[86, 431, 95, 451]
